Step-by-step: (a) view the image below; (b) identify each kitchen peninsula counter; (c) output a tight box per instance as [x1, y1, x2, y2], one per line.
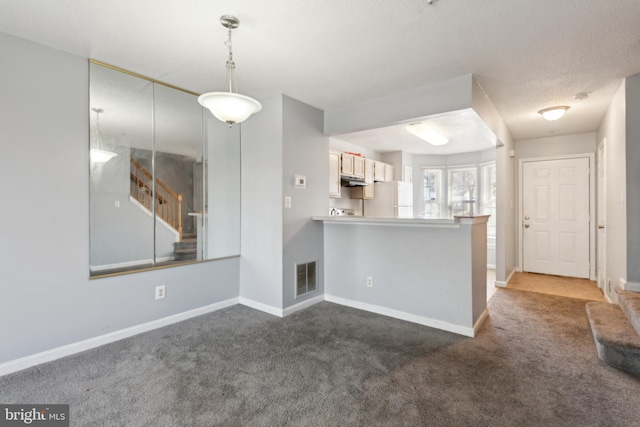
[313, 215, 489, 337]
[312, 215, 488, 227]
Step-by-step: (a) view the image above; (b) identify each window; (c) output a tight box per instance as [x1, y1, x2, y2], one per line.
[448, 167, 477, 216]
[481, 163, 497, 237]
[423, 169, 443, 218]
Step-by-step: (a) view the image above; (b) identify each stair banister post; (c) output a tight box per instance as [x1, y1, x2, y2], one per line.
[178, 193, 183, 241]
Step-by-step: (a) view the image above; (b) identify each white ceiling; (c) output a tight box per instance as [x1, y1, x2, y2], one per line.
[2, 0, 640, 153]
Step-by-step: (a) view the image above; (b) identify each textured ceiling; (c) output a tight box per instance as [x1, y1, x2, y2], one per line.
[1, 0, 640, 150]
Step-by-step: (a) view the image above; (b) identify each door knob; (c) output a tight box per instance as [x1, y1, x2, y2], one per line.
[598, 225, 605, 229]
[524, 224, 530, 228]
[524, 216, 530, 220]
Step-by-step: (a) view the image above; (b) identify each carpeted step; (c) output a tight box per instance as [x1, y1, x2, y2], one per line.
[586, 301, 640, 376]
[617, 289, 640, 336]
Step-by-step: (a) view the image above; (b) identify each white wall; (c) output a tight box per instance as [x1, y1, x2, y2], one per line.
[0, 33, 240, 364]
[515, 132, 596, 159]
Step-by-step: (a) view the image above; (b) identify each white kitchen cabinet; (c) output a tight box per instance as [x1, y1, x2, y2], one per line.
[341, 153, 364, 179]
[353, 156, 365, 178]
[329, 151, 341, 198]
[341, 153, 354, 176]
[374, 161, 386, 182]
[385, 164, 395, 182]
[350, 158, 375, 200]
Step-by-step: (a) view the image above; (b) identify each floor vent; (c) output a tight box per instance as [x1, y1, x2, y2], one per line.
[296, 261, 317, 297]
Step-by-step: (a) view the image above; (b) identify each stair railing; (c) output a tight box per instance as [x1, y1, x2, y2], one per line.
[130, 158, 183, 241]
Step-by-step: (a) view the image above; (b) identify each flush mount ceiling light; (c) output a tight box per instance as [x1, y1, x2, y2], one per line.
[90, 108, 117, 163]
[406, 122, 449, 146]
[538, 106, 569, 121]
[198, 15, 262, 126]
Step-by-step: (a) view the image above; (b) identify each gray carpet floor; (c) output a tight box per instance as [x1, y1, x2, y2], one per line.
[1, 288, 639, 426]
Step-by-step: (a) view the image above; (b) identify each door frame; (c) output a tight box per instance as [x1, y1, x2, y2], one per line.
[597, 138, 607, 293]
[518, 153, 596, 280]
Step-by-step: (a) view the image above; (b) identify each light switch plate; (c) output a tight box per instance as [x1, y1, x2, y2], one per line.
[284, 196, 292, 208]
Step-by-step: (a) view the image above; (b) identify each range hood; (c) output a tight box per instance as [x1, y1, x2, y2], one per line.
[341, 177, 367, 187]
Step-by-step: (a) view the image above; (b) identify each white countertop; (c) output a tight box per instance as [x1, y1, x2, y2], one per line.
[312, 215, 490, 227]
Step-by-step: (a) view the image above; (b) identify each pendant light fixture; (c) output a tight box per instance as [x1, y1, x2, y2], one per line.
[90, 108, 118, 163]
[198, 15, 262, 126]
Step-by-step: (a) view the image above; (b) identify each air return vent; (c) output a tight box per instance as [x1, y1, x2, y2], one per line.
[296, 261, 317, 298]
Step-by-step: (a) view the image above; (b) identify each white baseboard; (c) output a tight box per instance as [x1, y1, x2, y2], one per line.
[239, 297, 284, 317]
[283, 295, 325, 317]
[0, 298, 238, 377]
[324, 294, 475, 337]
[624, 279, 640, 292]
[495, 268, 518, 288]
[473, 308, 489, 336]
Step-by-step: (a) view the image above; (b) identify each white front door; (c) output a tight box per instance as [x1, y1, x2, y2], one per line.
[522, 157, 590, 278]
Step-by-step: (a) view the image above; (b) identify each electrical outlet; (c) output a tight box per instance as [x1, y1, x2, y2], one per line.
[155, 285, 166, 300]
[367, 277, 373, 287]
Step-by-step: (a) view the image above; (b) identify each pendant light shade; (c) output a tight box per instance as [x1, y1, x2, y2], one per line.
[90, 149, 118, 163]
[90, 108, 118, 163]
[198, 92, 262, 124]
[199, 15, 261, 126]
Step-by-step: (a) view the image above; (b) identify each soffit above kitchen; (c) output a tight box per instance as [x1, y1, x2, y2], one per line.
[334, 109, 497, 155]
[1, 0, 639, 141]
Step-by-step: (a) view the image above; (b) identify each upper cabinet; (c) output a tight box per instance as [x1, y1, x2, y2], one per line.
[329, 150, 394, 199]
[384, 164, 395, 182]
[329, 150, 341, 198]
[350, 158, 375, 200]
[353, 156, 365, 178]
[374, 161, 394, 182]
[341, 153, 364, 179]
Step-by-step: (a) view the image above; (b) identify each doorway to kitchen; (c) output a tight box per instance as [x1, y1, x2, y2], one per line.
[519, 155, 594, 279]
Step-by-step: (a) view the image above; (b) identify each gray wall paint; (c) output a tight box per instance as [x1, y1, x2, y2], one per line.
[282, 96, 328, 308]
[324, 74, 473, 135]
[597, 82, 627, 300]
[323, 221, 486, 330]
[240, 96, 284, 309]
[206, 117, 241, 259]
[471, 78, 516, 284]
[625, 73, 640, 286]
[0, 32, 240, 364]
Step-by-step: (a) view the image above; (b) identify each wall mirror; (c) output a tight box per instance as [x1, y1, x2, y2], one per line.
[89, 61, 241, 277]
